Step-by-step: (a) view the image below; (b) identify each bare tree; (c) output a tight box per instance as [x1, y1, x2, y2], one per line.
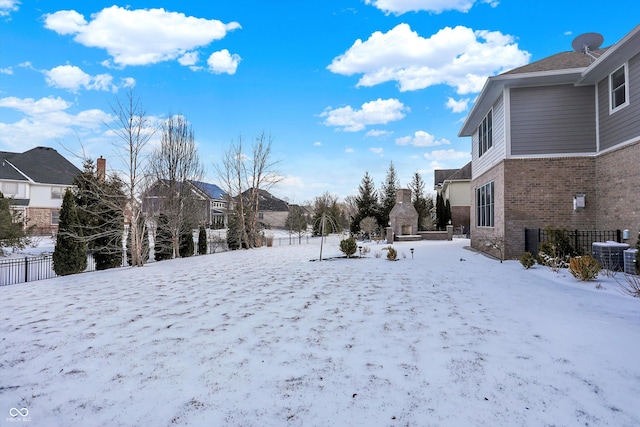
[147, 114, 204, 258]
[107, 88, 156, 267]
[215, 132, 282, 249]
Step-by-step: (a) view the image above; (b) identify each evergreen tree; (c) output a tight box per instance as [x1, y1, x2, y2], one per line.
[53, 189, 87, 276]
[179, 227, 195, 257]
[226, 213, 242, 250]
[154, 214, 173, 261]
[74, 159, 126, 270]
[379, 162, 400, 229]
[0, 192, 33, 255]
[445, 199, 452, 227]
[409, 172, 434, 231]
[435, 193, 444, 229]
[351, 172, 380, 235]
[198, 224, 207, 255]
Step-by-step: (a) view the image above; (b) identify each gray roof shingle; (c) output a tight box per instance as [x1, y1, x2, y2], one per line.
[0, 147, 81, 185]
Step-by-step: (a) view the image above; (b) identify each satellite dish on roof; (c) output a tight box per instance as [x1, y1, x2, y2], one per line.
[572, 32, 603, 60]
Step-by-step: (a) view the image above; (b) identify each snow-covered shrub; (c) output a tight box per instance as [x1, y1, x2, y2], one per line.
[537, 242, 569, 272]
[519, 252, 535, 269]
[569, 255, 601, 281]
[339, 237, 357, 258]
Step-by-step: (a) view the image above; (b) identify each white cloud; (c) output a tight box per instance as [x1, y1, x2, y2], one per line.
[345, 147, 354, 153]
[396, 130, 450, 147]
[0, 0, 20, 17]
[320, 98, 408, 132]
[207, 49, 241, 75]
[0, 67, 13, 75]
[370, 147, 384, 155]
[0, 96, 112, 150]
[365, 0, 498, 15]
[445, 97, 470, 113]
[313, 141, 322, 146]
[179, 51, 199, 67]
[328, 24, 530, 94]
[44, 6, 241, 67]
[365, 129, 393, 138]
[423, 149, 470, 161]
[43, 65, 132, 93]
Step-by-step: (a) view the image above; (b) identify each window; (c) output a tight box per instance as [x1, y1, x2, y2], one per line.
[51, 187, 64, 199]
[610, 64, 629, 112]
[2, 182, 18, 196]
[478, 110, 493, 157]
[51, 210, 60, 225]
[476, 181, 494, 227]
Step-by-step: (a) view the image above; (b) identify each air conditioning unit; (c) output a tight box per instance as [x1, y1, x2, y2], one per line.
[592, 241, 630, 272]
[624, 249, 638, 275]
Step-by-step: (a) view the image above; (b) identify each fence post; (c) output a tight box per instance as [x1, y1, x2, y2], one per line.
[24, 256, 28, 283]
[616, 229, 622, 243]
[574, 230, 579, 255]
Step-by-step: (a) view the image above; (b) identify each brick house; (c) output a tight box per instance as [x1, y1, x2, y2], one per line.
[459, 25, 640, 259]
[434, 161, 471, 233]
[0, 147, 81, 235]
[142, 179, 228, 228]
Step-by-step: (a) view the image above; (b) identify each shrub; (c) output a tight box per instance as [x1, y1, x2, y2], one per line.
[198, 225, 207, 255]
[617, 273, 640, 298]
[538, 242, 569, 271]
[569, 255, 601, 281]
[519, 252, 535, 269]
[385, 245, 397, 261]
[339, 237, 357, 258]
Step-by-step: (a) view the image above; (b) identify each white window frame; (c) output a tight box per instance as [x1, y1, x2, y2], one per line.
[476, 181, 494, 228]
[2, 182, 18, 196]
[609, 63, 629, 114]
[478, 109, 493, 157]
[51, 209, 60, 225]
[51, 186, 64, 200]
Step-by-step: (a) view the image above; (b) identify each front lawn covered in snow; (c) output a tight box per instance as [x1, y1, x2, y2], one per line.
[1, 237, 639, 426]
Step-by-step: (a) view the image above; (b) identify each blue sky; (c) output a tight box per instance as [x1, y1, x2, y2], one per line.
[1, 1, 639, 203]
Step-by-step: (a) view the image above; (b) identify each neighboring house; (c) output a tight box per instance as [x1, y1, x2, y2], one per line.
[459, 24, 640, 259]
[240, 188, 290, 229]
[434, 161, 472, 232]
[142, 180, 228, 228]
[0, 146, 81, 235]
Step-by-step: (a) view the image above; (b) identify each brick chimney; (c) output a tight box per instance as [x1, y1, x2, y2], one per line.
[97, 156, 106, 181]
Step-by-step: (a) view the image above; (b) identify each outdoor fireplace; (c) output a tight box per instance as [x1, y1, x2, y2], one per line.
[389, 189, 419, 239]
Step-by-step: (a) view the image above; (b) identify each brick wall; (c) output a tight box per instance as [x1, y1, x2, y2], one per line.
[470, 161, 504, 258]
[26, 207, 58, 236]
[596, 140, 640, 248]
[502, 157, 596, 258]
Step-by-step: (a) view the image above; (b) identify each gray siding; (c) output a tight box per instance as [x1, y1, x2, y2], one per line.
[598, 53, 640, 151]
[510, 85, 596, 155]
[472, 93, 504, 179]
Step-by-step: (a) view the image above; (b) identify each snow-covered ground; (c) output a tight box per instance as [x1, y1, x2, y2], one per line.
[1, 236, 639, 426]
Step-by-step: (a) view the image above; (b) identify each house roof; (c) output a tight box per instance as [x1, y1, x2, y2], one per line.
[503, 50, 607, 75]
[189, 180, 226, 200]
[0, 147, 80, 185]
[459, 24, 640, 137]
[434, 161, 471, 188]
[241, 188, 289, 212]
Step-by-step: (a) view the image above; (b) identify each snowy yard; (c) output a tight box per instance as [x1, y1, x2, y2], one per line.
[1, 236, 639, 426]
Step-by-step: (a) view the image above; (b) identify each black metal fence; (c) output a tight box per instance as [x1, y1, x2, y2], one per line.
[525, 228, 622, 256]
[0, 253, 104, 287]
